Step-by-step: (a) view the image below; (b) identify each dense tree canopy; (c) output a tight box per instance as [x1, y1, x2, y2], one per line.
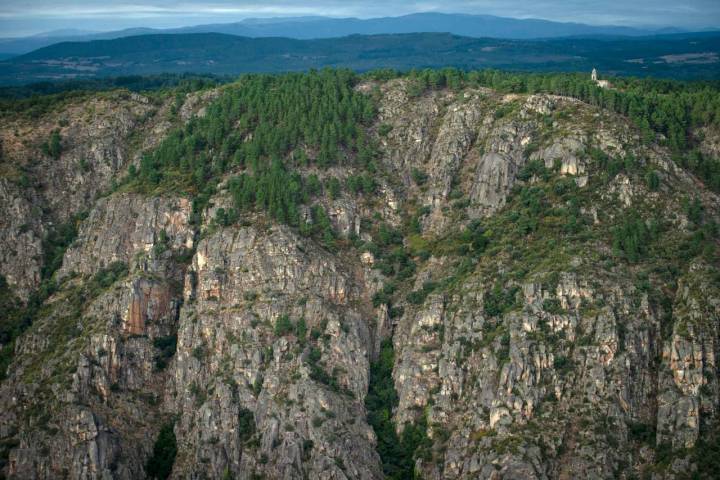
[133, 69, 375, 189]
[129, 69, 377, 240]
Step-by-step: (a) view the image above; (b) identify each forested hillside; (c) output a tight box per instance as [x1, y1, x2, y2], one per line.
[0, 12, 680, 57]
[0, 69, 719, 479]
[1, 31, 719, 85]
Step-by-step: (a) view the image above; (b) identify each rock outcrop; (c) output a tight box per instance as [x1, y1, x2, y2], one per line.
[1, 78, 719, 480]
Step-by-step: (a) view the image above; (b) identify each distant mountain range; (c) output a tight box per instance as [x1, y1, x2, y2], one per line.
[1, 31, 718, 86]
[0, 13, 697, 57]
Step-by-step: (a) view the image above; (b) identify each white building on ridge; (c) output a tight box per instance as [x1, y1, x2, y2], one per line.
[592, 68, 610, 88]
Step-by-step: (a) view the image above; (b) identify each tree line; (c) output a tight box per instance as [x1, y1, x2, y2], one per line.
[126, 69, 378, 243]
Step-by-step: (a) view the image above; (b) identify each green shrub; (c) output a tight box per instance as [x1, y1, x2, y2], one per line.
[645, 170, 660, 191]
[252, 375, 263, 396]
[684, 197, 704, 225]
[612, 213, 658, 262]
[627, 421, 656, 444]
[675, 149, 720, 194]
[372, 290, 391, 308]
[215, 207, 238, 226]
[517, 159, 551, 182]
[274, 314, 293, 336]
[90, 261, 128, 291]
[326, 177, 342, 199]
[146, 423, 177, 479]
[347, 174, 377, 194]
[42, 130, 62, 159]
[366, 339, 430, 478]
[411, 168, 428, 185]
[457, 219, 489, 255]
[153, 230, 169, 255]
[542, 298, 564, 314]
[553, 355, 573, 375]
[191, 346, 205, 360]
[238, 408, 256, 442]
[378, 123, 393, 137]
[694, 422, 720, 477]
[407, 281, 438, 305]
[153, 335, 177, 370]
[41, 214, 84, 280]
[484, 285, 520, 317]
[295, 317, 307, 343]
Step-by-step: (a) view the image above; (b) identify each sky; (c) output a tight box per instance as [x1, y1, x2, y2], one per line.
[1, 0, 719, 37]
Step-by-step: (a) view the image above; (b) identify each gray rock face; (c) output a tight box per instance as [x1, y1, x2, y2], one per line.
[657, 265, 720, 452]
[59, 193, 194, 278]
[0, 179, 44, 299]
[14, 94, 163, 222]
[0, 193, 189, 479]
[377, 86, 574, 230]
[1, 81, 719, 480]
[696, 126, 720, 160]
[0, 88, 221, 300]
[391, 270, 665, 479]
[170, 224, 382, 479]
[0, 92, 179, 299]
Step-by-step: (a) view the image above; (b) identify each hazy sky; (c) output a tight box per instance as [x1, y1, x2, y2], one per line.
[1, 0, 719, 37]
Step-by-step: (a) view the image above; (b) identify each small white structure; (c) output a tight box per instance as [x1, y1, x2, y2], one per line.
[591, 68, 610, 88]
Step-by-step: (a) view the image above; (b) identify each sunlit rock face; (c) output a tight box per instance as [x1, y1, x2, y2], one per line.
[1, 77, 718, 480]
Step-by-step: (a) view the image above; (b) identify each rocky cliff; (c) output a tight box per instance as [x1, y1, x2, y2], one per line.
[0, 74, 719, 480]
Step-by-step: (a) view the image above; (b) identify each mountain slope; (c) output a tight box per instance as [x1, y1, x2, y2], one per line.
[0, 12, 688, 57]
[0, 70, 719, 479]
[2, 31, 719, 86]
[169, 13, 667, 39]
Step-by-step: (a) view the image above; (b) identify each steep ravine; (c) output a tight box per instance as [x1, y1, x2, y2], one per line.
[1, 74, 719, 480]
